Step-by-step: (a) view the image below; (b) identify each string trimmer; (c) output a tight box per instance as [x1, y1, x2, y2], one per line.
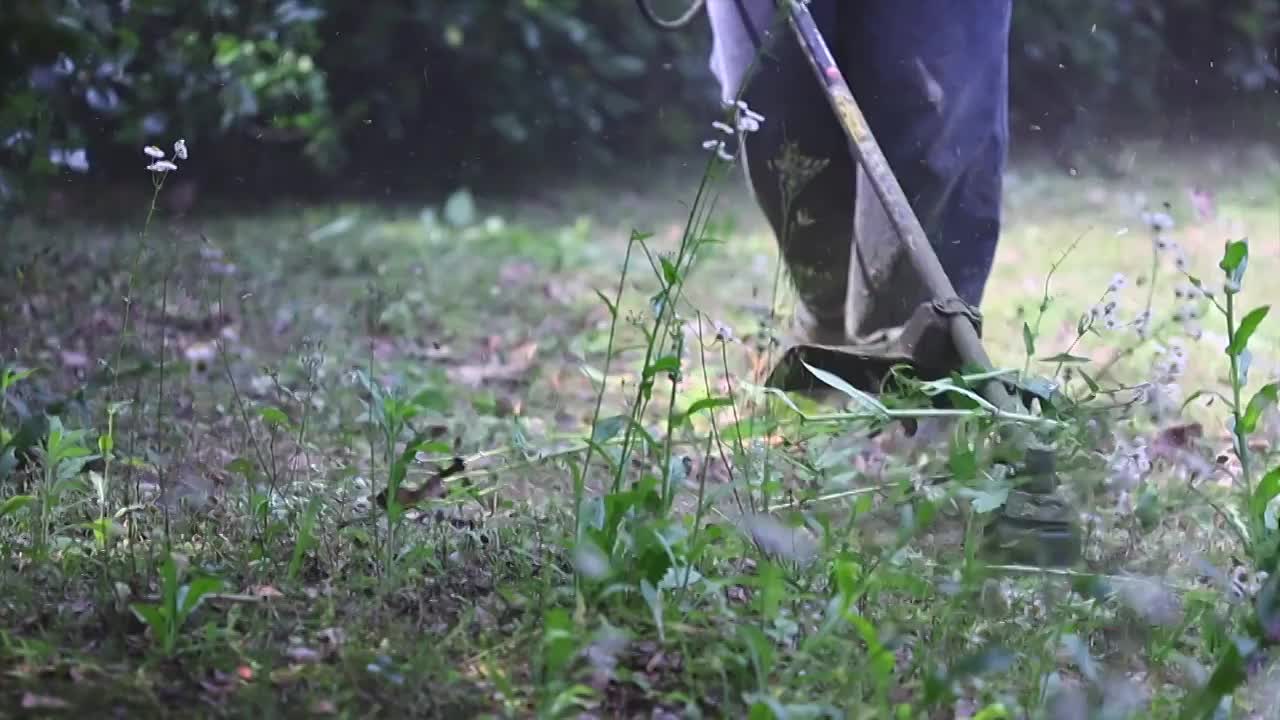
[638, 0, 1081, 567]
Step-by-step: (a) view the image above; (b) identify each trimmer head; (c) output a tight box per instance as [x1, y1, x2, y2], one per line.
[763, 301, 1082, 568]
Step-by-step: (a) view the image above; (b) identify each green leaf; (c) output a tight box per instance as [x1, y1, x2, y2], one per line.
[848, 612, 895, 680]
[1228, 306, 1270, 356]
[540, 608, 577, 679]
[1252, 467, 1280, 524]
[1039, 352, 1092, 365]
[1181, 388, 1232, 413]
[591, 415, 627, 443]
[1, 366, 35, 391]
[948, 429, 978, 483]
[130, 603, 170, 634]
[800, 361, 889, 417]
[412, 440, 453, 456]
[640, 579, 664, 642]
[1077, 368, 1101, 395]
[677, 396, 733, 426]
[258, 406, 290, 428]
[738, 624, 775, 687]
[1022, 322, 1035, 357]
[0, 494, 35, 518]
[684, 396, 733, 416]
[757, 559, 784, 620]
[660, 257, 679, 287]
[288, 495, 322, 582]
[1242, 383, 1279, 434]
[1220, 239, 1249, 274]
[721, 417, 777, 443]
[226, 457, 257, 479]
[409, 388, 449, 412]
[643, 355, 681, 380]
[593, 289, 617, 319]
[178, 576, 224, 617]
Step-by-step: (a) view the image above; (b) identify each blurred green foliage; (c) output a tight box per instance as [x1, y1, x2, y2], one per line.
[1, 0, 1277, 206]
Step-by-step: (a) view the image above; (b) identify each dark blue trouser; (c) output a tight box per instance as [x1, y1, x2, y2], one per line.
[707, 0, 1011, 341]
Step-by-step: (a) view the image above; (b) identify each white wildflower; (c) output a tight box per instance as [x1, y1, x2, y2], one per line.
[1108, 437, 1152, 490]
[706, 137, 737, 160]
[1141, 210, 1175, 231]
[1108, 273, 1127, 292]
[1131, 309, 1152, 339]
[711, 120, 734, 135]
[184, 341, 216, 375]
[702, 137, 736, 163]
[49, 147, 89, 173]
[734, 101, 764, 133]
[144, 145, 165, 159]
[713, 320, 737, 344]
[1148, 382, 1183, 418]
[1158, 341, 1188, 377]
[736, 100, 765, 122]
[146, 160, 178, 173]
[173, 138, 188, 160]
[66, 149, 89, 173]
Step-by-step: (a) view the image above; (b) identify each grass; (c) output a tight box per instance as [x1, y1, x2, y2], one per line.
[2, 135, 1280, 718]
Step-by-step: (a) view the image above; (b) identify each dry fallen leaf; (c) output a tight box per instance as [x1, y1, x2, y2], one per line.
[375, 457, 464, 509]
[249, 585, 284, 599]
[449, 341, 538, 387]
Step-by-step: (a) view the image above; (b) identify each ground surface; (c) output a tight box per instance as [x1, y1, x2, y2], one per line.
[2, 140, 1280, 718]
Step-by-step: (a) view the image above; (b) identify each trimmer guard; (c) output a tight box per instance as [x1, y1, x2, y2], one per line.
[765, 298, 981, 395]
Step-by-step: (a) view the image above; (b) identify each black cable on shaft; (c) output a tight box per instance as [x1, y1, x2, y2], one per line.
[636, 0, 764, 62]
[634, 0, 706, 30]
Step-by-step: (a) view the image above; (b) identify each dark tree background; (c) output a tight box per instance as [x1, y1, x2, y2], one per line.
[2, 0, 1277, 212]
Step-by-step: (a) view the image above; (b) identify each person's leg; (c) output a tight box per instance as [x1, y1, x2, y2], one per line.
[840, 0, 1012, 323]
[706, 0, 854, 345]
